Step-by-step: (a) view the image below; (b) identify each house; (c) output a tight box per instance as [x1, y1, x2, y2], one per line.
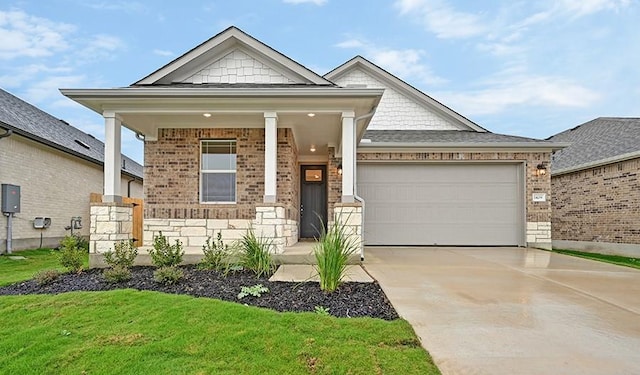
[61, 27, 564, 267]
[549, 117, 640, 257]
[0, 88, 143, 253]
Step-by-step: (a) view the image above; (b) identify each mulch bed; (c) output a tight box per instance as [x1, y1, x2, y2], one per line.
[0, 265, 399, 320]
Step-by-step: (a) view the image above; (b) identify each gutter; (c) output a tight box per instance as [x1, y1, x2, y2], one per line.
[352, 108, 377, 261]
[60, 87, 385, 98]
[552, 150, 640, 176]
[359, 141, 569, 151]
[0, 126, 12, 139]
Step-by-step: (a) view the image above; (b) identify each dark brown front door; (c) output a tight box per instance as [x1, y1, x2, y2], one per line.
[300, 165, 327, 239]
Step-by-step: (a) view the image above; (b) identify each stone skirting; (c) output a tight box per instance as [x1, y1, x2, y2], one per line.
[527, 221, 551, 250]
[332, 203, 363, 248]
[142, 204, 298, 254]
[89, 203, 133, 264]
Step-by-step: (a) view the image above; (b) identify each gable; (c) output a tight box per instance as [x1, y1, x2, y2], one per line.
[326, 56, 485, 132]
[181, 48, 296, 85]
[333, 68, 463, 131]
[135, 27, 332, 86]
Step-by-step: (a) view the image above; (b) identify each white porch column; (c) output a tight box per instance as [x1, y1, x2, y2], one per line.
[264, 112, 278, 203]
[103, 112, 122, 203]
[341, 111, 355, 203]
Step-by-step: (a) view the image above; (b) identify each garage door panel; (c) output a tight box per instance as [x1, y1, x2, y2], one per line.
[358, 163, 523, 246]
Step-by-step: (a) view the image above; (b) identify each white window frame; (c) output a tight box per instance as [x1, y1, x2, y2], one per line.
[200, 139, 237, 204]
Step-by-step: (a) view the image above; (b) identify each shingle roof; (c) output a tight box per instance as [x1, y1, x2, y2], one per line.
[363, 130, 553, 144]
[548, 117, 640, 173]
[0, 88, 143, 179]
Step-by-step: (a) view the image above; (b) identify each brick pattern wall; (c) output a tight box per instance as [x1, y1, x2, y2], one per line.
[327, 146, 342, 218]
[333, 68, 460, 130]
[182, 49, 296, 84]
[552, 157, 640, 244]
[144, 127, 298, 221]
[0, 134, 143, 251]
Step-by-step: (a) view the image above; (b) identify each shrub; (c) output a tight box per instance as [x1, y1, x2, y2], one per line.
[237, 284, 269, 299]
[199, 232, 235, 272]
[57, 235, 86, 273]
[314, 306, 330, 316]
[73, 234, 90, 252]
[313, 216, 359, 292]
[103, 265, 132, 283]
[103, 240, 138, 269]
[34, 269, 61, 286]
[148, 232, 184, 267]
[239, 227, 275, 278]
[153, 266, 184, 285]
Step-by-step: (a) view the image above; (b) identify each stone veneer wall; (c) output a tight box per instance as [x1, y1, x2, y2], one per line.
[89, 202, 133, 266]
[142, 204, 297, 254]
[327, 146, 343, 219]
[358, 151, 552, 249]
[551, 157, 640, 250]
[144, 128, 298, 222]
[333, 203, 362, 248]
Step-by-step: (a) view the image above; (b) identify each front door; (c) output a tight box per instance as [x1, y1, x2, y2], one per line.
[300, 165, 327, 239]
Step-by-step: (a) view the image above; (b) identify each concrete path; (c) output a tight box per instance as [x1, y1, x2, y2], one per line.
[364, 247, 640, 375]
[269, 264, 373, 282]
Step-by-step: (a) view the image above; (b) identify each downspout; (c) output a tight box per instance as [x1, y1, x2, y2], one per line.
[352, 108, 376, 261]
[127, 178, 135, 198]
[1, 127, 13, 254]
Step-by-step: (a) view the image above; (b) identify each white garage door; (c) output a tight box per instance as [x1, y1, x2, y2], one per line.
[357, 163, 524, 246]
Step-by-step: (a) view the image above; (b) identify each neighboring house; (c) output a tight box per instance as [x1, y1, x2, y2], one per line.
[0, 88, 143, 252]
[61, 26, 564, 267]
[549, 117, 640, 257]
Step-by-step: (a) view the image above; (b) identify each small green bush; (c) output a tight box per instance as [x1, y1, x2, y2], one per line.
[34, 269, 61, 286]
[314, 306, 330, 316]
[313, 216, 359, 293]
[239, 227, 275, 278]
[103, 265, 132, 283]
[103, 240, 138, 269]
[153, 266, 184, 285]
[148, 232, 184, 267]
[237, 284, 269, 299]
[199, 232, 235, 272]
[57, 235, 86, 273]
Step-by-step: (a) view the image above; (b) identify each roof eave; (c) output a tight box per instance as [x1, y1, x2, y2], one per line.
[552, 150, 640, 176]
[359, 141, 568, 152]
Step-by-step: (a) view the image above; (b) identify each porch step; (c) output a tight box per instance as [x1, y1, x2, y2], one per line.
[274, 242, 361, 265]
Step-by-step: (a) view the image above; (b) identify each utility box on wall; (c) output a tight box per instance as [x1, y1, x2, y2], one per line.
[1, 184, 20, 213]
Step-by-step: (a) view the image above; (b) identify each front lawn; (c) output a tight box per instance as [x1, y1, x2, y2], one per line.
[0, 249, 88, 286]
[0, 250, 440, 374]
[0, 291, 438, 374]
[554, 249, 640, 270]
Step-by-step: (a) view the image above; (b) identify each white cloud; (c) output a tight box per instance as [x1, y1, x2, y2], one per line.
[82, 1, 147, 13]
[283, 0, 327, 5]
[557, 0, 630, 17]
[0, 10, 75, 59]
[0, 64, 72, 88]
[335, 37, 446, 85]
[434, 72, 601, 115]
[153, 49, 174, 57]
[394, 0, 487, 39]
[74, 34, 126, 64]
[22, 75, 87, 105]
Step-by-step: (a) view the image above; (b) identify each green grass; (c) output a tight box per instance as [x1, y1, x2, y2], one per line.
[554, 249, 640, 270]
[0, 248, 440, 374]
[0, 290, 439, 374]
[0, 249, 88, 286]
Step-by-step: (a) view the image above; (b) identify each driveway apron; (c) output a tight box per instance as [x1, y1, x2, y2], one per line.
[364, 247, 640, 375]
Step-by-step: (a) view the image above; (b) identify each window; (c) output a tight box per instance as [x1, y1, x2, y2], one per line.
[201, 140, 236, 203]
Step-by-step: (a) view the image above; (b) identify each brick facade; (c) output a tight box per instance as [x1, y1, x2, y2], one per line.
[144, 127, 298, 221]
[552, 157, 640, 245]
[358, 150, 552, 248]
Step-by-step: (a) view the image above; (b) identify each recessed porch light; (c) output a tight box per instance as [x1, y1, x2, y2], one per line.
[307, 113, 315, 117]
[310, 145, 316, 152]
[203, 113, 212, 117]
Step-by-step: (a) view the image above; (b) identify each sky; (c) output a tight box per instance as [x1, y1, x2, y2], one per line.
[1, 0, 639, 164]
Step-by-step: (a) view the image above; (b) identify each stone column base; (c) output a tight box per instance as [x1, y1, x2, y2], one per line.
[89, 202, 133, 268]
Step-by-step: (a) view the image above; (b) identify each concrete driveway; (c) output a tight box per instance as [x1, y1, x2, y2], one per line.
[364, 247, 640, 375]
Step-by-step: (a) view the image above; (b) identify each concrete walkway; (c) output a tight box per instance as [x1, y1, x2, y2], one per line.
[364, 247, 640, 375]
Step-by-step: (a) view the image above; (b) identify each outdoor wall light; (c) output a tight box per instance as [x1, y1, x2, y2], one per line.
[310, 145, 316, 152]
[337, 163, 343, 175]
[535, 163, 547, 176]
